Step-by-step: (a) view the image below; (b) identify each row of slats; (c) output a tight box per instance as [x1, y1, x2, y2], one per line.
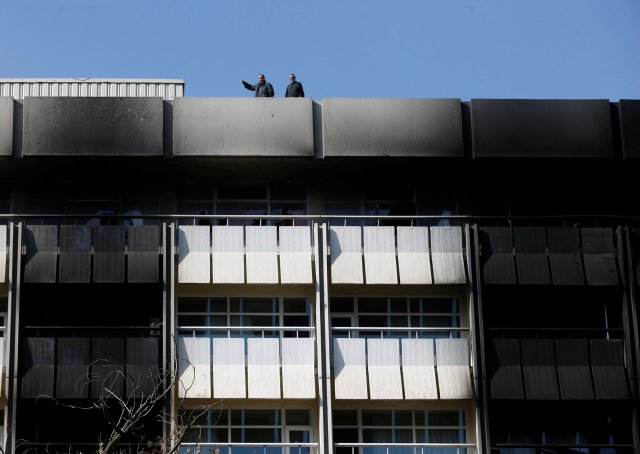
[333, 337, 472, 400]
[178, 226, 313, 284]
[330, 226, 466, 284]
[23, 225, 159, 283]
[21, 337, 159, 398]
[480, 227, 619, 285]
[177, 337, 315, 399]
[489, 338, 628, 400]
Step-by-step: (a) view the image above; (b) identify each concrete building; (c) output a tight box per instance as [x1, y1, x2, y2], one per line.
[0, 78, 639, 453]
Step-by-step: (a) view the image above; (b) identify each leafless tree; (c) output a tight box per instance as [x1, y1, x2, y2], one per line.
[39, 337, 220, 454]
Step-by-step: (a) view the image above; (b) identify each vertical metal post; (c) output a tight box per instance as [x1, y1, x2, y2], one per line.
[5, 222, 22, 454]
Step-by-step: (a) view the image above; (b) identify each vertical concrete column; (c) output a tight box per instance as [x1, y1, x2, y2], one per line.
[162, 222, 176, 444]
[5, 222, 22, 454]
[313, 221, 332, 454]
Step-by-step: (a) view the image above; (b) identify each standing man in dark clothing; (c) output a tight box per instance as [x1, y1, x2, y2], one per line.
[241, 74, 274, 97]
[285, 73, 305, 97]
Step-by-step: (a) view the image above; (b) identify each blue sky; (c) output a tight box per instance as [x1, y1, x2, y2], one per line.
[1, 0, 638, 100]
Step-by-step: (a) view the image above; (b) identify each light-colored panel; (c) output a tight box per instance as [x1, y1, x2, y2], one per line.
[435, 338, 473, 399]
[0, 225, 6, 282]
[279, 226, 313, 284]
[401, 339, 437, 400]
[212, 338, 246, 398]
[397, 227, 432, 284]
[212, 226, 245, 283]
[282, 338, 316, 398]
[0, 97, 12, 157]
[333, 338, 368, 399]
[178, 226, 210, 283]
[363, 227, 398, 284]
[177, 337, 211, 399]
[367, 339, 402, 399]
[0, 337, 4, 395]
[246, 226, 279, 284]
[329, 226, 364, 284]
[127, 225, 160, 283]
[24, 225, 58, 283]
[430, 227, 466, 284]
[247, 338, 281, 398]
[59, 226, 92, 283]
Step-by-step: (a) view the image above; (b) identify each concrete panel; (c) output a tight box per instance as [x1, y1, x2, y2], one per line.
[177, 337, 211, 399]
[430, 226, 466, 284]
[471, 99, 614, 157]
[58, 226, 92, 283]
[0, 225, 6, 282]
[93, 226, 125, 283]
[401, 339, 437, 400]
[363, 227, 398, 284]
[556, 339, 594, 400]
[488, 339, 525, 400]
[212, 226, 245, 283]
[24, 225, 58, 283]
[56, 338, 90, 399]
[367, 339, 403, 399]
[548, 227, 585, 285]
[126, 338, 159, 398]
[397, 227, 432, 284]
[323, 98, 463, 157]
[246, 226, 279, 284]
[212, 338, 246, 398]
[279, 226, 313, 284]
[173, 97, 314, 156]
[435, 338, 472, 399]
[127, 225, 160, 283]
[178, 226, 211, 283]
[21, 338, 55, 398]
[514, 227, 551, 285]
[23, 97, 163, 156]
[91, 338, 125, 399]
[479, 227, 517, 285]
[0, 97, 12, 156]
[333, 338, 368, 399]
[247, 338, 281, 398]
[591, 339, 629, 400]
[329, 226, 364, 284]
[521, 339, 560, 400]
[282, 338, 315, 398]
[619, 100, 640, 158]
[582, 228, 619, 286]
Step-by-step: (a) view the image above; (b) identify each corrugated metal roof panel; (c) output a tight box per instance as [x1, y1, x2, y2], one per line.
[0, 78, 184, 100]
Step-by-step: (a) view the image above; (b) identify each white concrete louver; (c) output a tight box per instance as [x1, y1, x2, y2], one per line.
[333, 337, 472, 400]
[330, 225, 466, 285]
[178, 337, 316, 399]
[178, 225, 313, 284]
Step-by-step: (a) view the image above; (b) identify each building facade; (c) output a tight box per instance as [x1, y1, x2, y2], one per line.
[0, 79, 639, 453]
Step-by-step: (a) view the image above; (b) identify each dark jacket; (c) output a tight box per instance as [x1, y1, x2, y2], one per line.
[242, 80, 274, 97]
[285, 81, 305, 97]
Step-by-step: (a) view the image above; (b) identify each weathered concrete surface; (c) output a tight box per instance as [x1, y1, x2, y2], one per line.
[619, 100, 640, 158]
[172, 97, 314, 156]
[22, 97, 163, 156]
[0, 98, 13, 156]
[471, 99, 614, 158]
[322, 98, 463, 157]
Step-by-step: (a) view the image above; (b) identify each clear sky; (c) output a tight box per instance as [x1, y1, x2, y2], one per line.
[1, 0, 639, 100]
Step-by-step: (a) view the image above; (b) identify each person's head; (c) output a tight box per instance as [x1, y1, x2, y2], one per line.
[289, 73, 296, 82]
[258, 74, 266, 84]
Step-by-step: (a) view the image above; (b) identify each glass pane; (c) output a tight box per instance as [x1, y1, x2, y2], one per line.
[362, 411, 392, 427]
[271, 184, 307, 201]
[284, 298, 309, 314]
[179, 299, 209, 313]
[333, 410, 358, 426]
[330, 298, 354, 313]
[218, 186, 267, 200]
[242, 298, 277, 313]
[286, 409, 311, 425]
[358, 298, 388, 313]
[243, 409, 279, 426]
